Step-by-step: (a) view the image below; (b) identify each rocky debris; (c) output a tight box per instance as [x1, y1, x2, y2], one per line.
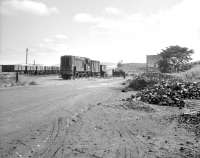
[132, 80, 200, 108]
[178, 112, 200, 137]
[120, 100, 155, 112]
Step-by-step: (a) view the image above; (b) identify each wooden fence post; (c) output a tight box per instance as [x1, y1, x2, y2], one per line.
[16, 72, 18, 83]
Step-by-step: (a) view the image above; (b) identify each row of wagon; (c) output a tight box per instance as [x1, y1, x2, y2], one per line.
[0, 55, 107, 79]
[0, 65, 60, 75]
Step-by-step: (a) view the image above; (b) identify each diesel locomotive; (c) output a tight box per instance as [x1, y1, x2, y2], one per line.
[60, 55, 106, 79]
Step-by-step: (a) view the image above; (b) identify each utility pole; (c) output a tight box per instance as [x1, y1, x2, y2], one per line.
[26, 48, 28, 64]
[25, 48, 28, 74]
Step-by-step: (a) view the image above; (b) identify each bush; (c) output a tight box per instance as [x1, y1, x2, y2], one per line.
[128, 76, 157, 90]
[127, 72, 176, 91]
[127, 72, 200, 107]
[29, 81, 37, 85]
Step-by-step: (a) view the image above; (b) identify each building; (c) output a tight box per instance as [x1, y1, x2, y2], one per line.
[146, 55, 161, 72]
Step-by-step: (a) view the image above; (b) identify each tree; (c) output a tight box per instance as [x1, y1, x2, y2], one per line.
[117, 60, 123, 68]
[157, 45, 194, 73]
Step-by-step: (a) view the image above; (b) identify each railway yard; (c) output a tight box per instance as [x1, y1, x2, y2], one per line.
[1, 0, 200, 157]
[0, 74, 200, 158]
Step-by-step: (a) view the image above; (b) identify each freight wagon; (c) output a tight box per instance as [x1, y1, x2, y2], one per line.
[19, 65, 26, 74]
[51, 66, 59, 74]
[2, 65, 16, 72]
[25, 65, 34, 74]
[1, 64, 60, 75]
[44, 66, 51, 74]
[36, 65, 45, 75]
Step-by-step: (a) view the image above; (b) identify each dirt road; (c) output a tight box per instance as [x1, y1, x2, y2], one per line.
[0, 77, 199, 158]
[0, 78, 123, 136]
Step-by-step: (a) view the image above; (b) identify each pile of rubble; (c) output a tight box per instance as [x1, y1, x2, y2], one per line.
[134, 80, 200, 107]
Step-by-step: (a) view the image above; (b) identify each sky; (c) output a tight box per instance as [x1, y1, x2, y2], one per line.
[0, 0, 200, 65]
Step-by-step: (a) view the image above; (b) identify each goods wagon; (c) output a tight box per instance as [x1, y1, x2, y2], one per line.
[29, 65, 37, 74]
[25, 65, 33, 74]
[51, 66, 60, 74]
[2, 65, 23, 72]
[14, 65, 20, 71]
[2, 65, 15, 72]
[1, 64, 60, 75]
[36, 65, 44, 74]
[44, 66, 51, 74]
[20, 65, 26, 73]
[17, 65, 23, 73]
[55, 66, 60, 73]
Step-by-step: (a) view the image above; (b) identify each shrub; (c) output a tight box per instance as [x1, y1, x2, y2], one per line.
[128, 76, 157, 90]
[29, 81, 37, 85]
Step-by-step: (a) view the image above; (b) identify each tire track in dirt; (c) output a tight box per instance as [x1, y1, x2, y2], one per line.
[33, 117, 66, 158]
[32, 105, 94, 158]
[114, 122, 151, 158]
[2, 84, 200, 158]
[33, 118, 68, 158]
[56, 104, 154, 158]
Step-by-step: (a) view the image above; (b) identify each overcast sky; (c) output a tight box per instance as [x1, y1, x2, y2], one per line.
[0, 0, 200, 65]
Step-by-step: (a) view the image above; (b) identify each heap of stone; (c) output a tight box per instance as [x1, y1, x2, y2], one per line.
[135, 81, 200, 107]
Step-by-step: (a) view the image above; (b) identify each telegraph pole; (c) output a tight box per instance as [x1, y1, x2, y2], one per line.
[25, 48, 28, 74]
[26, 48, 28, 64]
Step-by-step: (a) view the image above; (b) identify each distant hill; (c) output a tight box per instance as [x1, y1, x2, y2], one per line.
[101, 62, 117, 69]
[118, 63, 146, 74]
[173, 64, 200, 82]
[191, 60, 200, 67]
